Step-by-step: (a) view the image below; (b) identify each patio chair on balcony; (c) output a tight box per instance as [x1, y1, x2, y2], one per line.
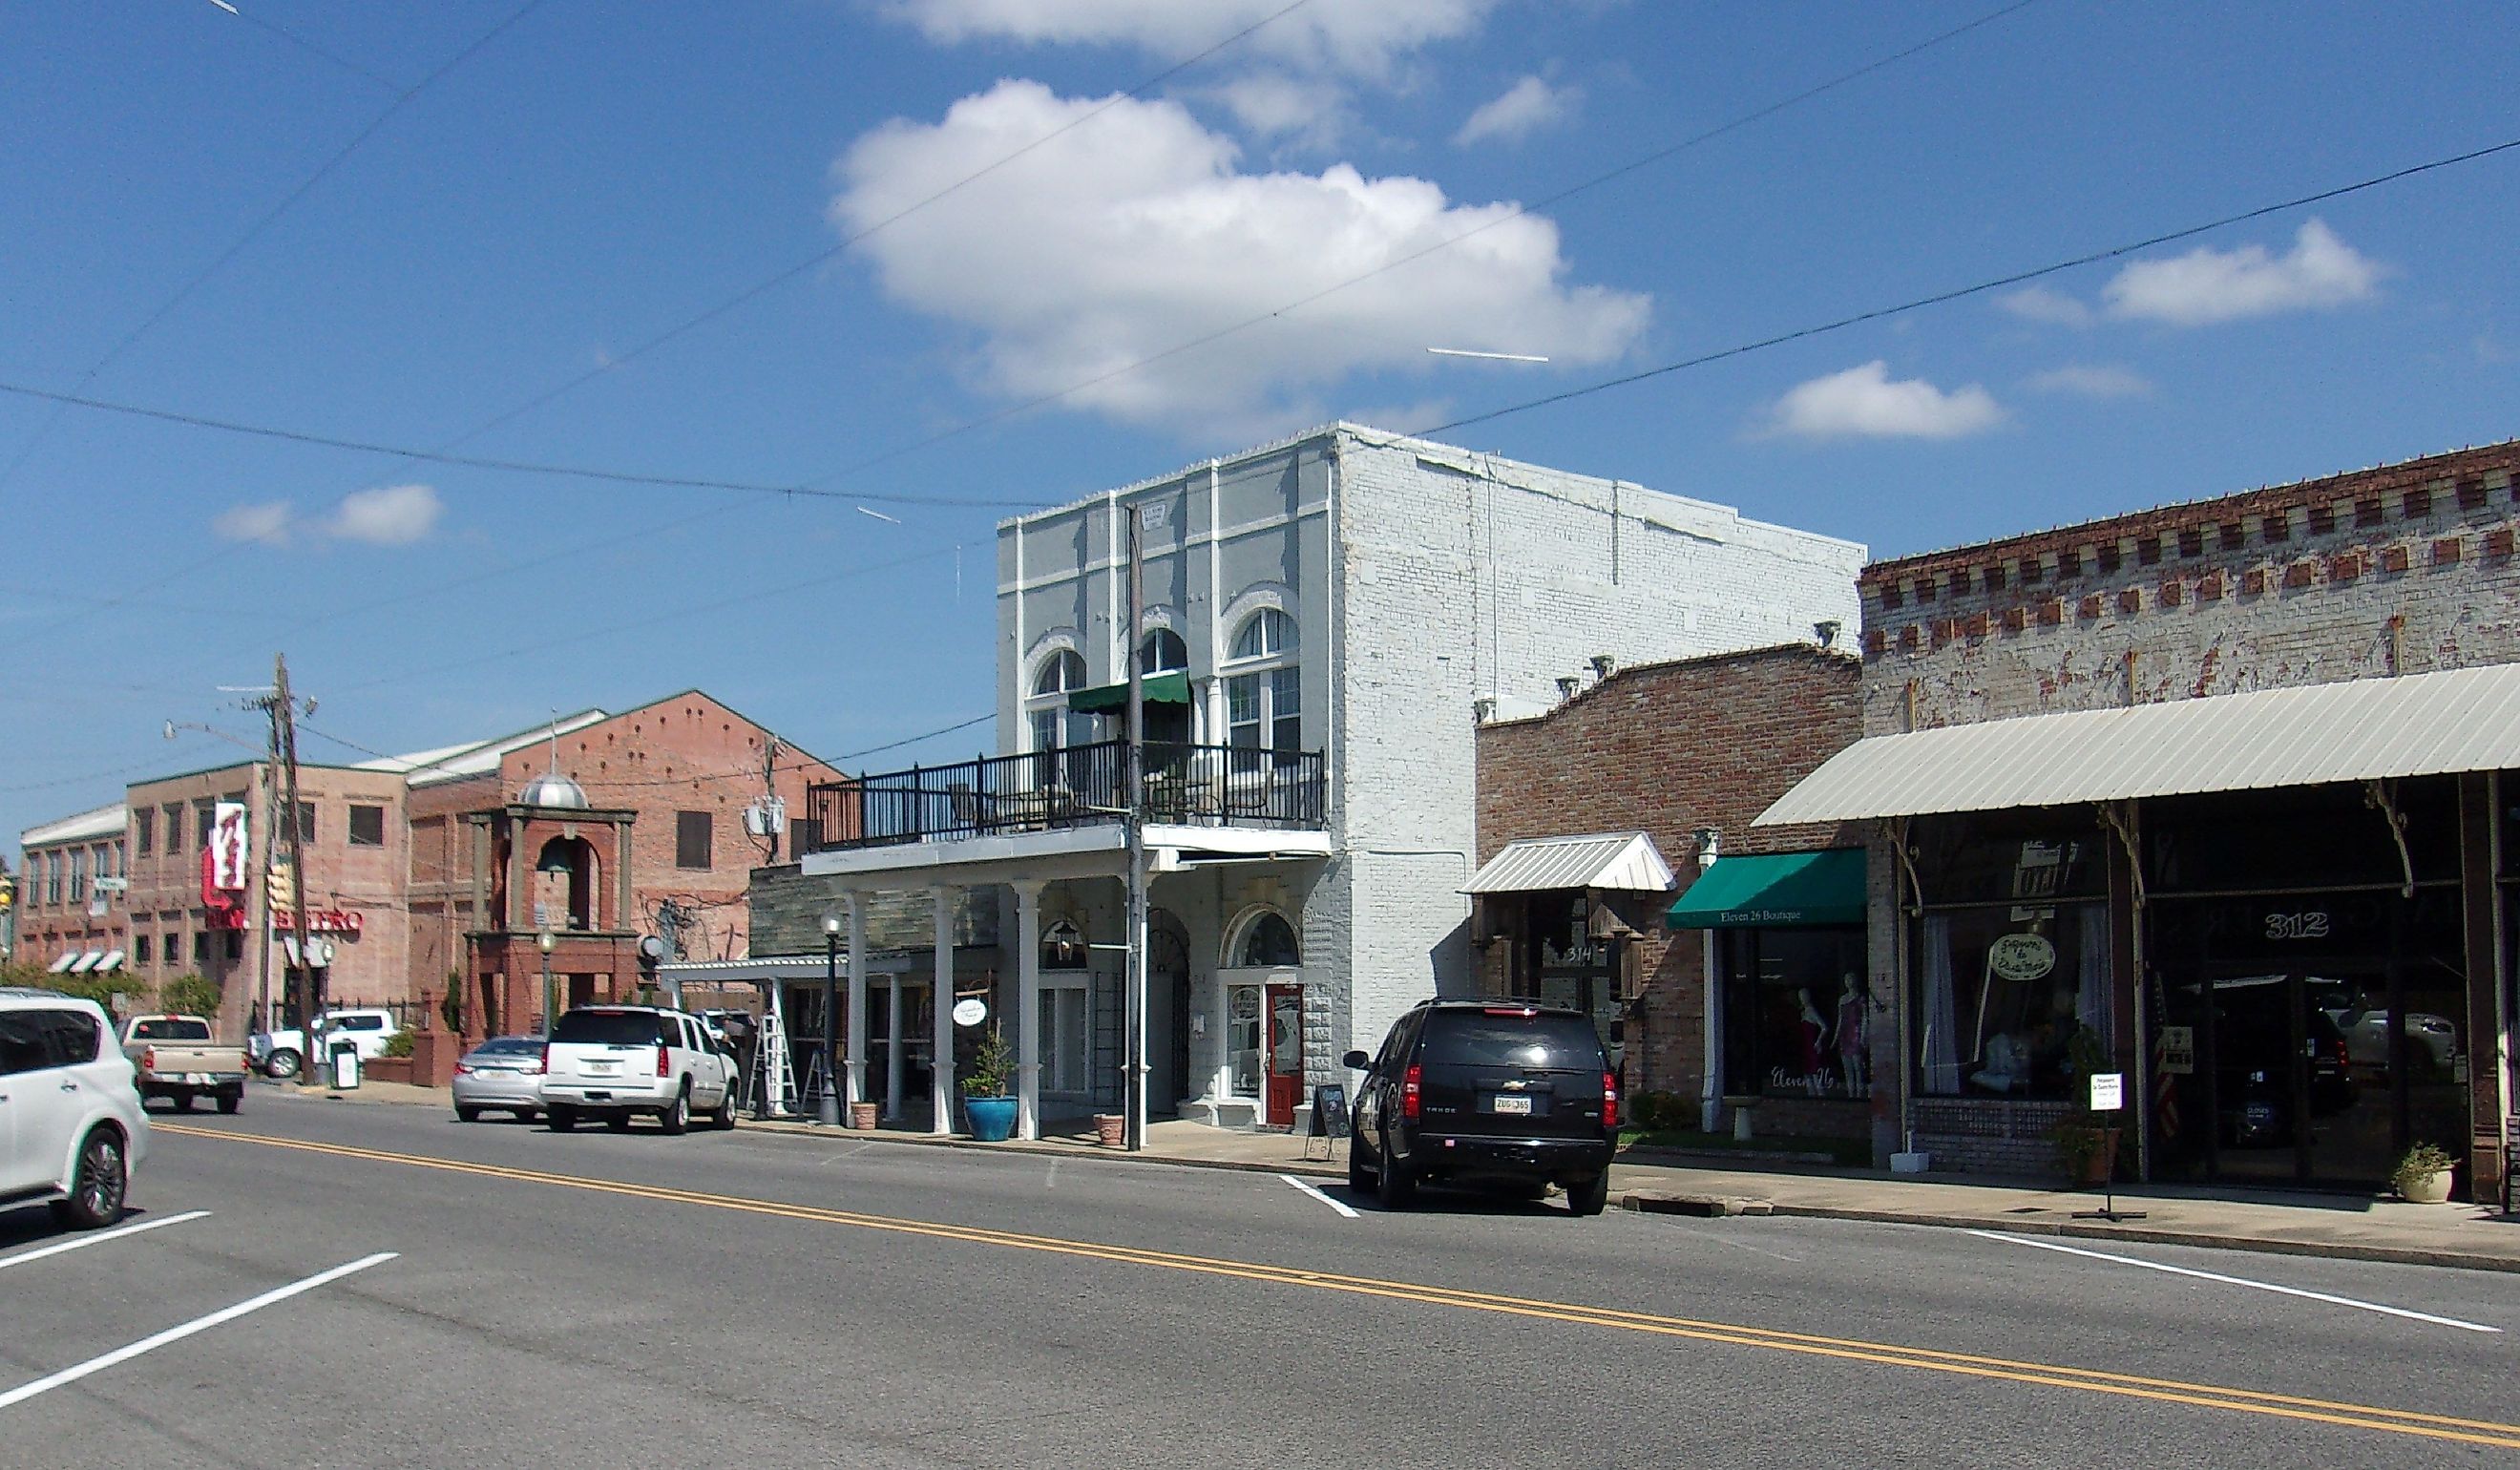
[947, 780, 984, 837]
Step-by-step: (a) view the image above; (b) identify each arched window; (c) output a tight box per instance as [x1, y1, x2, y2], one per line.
[1138, 628, 1187, 676]
[1233, 912, 1300, 968]
[1225, 610, 1299, 753]
[1025, 649, 1095, 754]
[1041, 918, 1088, 971]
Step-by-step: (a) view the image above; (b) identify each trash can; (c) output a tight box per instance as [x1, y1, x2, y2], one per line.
[330, 1043, 362, 1090]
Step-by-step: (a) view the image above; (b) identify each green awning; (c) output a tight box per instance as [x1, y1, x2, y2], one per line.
[1067, 671, 1191, 714]
[1667, 850, 1866, 929]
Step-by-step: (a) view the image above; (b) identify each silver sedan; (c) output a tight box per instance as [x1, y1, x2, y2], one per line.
[452, 1036, 547, 1122]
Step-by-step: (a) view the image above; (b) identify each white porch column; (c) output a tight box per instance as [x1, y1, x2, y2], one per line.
[844, 891, 869, 1109]
[1013, 878, 1043, 1141]
[884, 973, 904, 1118]
[932, 886, 956, 1135]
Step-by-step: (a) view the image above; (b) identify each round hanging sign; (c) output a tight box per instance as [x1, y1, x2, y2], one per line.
[952, 998, 988, 1027]
[1987, 932, 2056, 982]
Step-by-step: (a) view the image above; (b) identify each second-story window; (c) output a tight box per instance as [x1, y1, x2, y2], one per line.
[1139, 629, 1186, 675]
[1225, 609, 1300, 752]
[45, 851, 61, 906]
[136, 808, 155, 857]
[676, 810, 713, 871]
[69, 849, 87, 904]
[347, 805, 386, 847]
[1025, 649, 1094, 754]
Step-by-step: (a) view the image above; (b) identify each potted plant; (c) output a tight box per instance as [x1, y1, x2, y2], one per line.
[2052, 1028, 2119, 1186]
[961, 1027, 1018, 1142]
[2392, 1143, 2457, 1204]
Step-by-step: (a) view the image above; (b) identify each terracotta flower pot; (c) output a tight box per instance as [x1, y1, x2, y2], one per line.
[849, 1101, 879, 1131]
[1094, 1113, 1126, 1148]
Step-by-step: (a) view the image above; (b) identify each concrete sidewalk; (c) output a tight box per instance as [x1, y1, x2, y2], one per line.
[272, 1081, 2520, 1273]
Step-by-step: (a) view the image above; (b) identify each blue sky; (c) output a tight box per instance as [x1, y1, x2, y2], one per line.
[5, 0, 2515, 852]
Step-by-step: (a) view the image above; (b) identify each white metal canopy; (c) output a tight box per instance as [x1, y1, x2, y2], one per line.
[1462, 831, 1675, 894]
[1756, 662, 2520, 827]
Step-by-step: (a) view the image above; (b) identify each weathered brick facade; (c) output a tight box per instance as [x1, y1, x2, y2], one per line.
[1474, 644, 1864, 1136]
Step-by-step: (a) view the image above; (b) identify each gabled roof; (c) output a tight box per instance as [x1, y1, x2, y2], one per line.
[21, 802, 128, 849]
[354, 709, 608, 788]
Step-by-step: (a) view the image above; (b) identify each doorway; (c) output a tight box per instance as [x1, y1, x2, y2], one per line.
[1263, 982, 1304, 1127]
[1145, 914, 1189, 1115]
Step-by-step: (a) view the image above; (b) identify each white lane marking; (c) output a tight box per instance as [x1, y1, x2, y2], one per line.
[818, 1141, 879, 1166]
[1282, 1174, 1360, 1220]
[0, 1211, 211, 1273]
[0, 1252, 395, 1410]
[1967, 1230, 2501, 1334]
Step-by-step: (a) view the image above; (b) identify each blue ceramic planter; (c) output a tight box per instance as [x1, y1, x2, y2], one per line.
[965, 1096, 1018, 1142]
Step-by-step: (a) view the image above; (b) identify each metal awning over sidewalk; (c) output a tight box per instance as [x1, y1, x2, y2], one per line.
[1065, 672, 1192, 713]
[1667, 850, 1866, 928]
[1462, 831, 1674, 894]
[1757, 662, 2520, 826]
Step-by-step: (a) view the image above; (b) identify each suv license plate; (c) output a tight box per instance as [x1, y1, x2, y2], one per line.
[1489, 1094, 1532, 1115]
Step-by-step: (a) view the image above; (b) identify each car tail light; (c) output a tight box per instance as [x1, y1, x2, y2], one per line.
[1480, 1005, 1537, 1018]
[1402, 1063, 1421, 1122]
[541, 1042, 552, 1074]
[141, 1046, 158, 1072]
[657, 1044, 671, 1078]
[453, 1063, 474, 1076]
[1602, 1071, 1619, 1129]
[2333, 1038, 2349, 1067]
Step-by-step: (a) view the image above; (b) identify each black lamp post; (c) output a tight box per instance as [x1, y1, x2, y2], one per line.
[538, 929, 556, 1036]
[820, 914, 843, 1126]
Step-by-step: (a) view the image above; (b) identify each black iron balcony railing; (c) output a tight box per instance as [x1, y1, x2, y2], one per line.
[804, 740, 1325, 853]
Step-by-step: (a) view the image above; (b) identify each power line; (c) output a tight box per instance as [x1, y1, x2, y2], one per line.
[785, 0, 2051, 490]
[836, 713, 994, 764]
[0, 0, 550, 496]
[1417, 133, 2520, 439]
[224, 6, 407, 92]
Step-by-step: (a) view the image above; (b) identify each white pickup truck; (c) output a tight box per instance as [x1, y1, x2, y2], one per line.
[120, 1014, 249, 1114]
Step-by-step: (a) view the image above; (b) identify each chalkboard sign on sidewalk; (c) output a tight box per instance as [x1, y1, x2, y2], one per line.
[1310, 1083, 1350, 1138]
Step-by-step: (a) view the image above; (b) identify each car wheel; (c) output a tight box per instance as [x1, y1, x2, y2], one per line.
[216, 1091, 242, 1115]
[1376, 1138, 1416, 1210]
[1567, 1171, 1610, 1217]
[516, 1109, 539, 1123]
[548, 1105, 578, 1132]
[1347, 1138, 1376, 1194]
[711, 1086, 738, 1131]
[265, 1048, 302, 1081]
[1499, 1180, 1550, 1202]
[456, 1105, 483, 1123]
[50, 1127, 128, 1230]
[659, 1084, 690, 1136]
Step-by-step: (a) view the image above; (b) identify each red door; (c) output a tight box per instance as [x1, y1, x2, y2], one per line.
[1264, 983, 1304, 1127]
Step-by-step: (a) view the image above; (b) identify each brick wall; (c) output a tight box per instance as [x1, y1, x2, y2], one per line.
[1861, 442, 2520, 731]
[1474, 645, 1866, 1117]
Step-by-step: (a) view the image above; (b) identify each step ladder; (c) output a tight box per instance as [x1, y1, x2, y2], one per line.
[748, 1003, 798, 1119]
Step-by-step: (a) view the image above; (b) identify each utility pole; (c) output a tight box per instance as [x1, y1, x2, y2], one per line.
[254, 684, 283, 1039]
[243, 657, 318, 1071]
[1124, 504, 1149, 1152]
[278, 656, 313, 1056]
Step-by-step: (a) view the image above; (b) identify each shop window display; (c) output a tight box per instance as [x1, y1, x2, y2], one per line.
[1913, 902, 2110, 1099]
[1721, 928, 1868, 1099]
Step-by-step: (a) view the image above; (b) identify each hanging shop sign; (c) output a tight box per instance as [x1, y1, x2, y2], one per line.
[1986, 932, 2056, 982]
[952, 998, 987, 1027]
[210, 802, 250, 891]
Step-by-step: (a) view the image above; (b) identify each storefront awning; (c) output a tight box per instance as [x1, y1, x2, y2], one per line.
[1066, 672, 1191, 714]
[94, 949, 125, 973]
[1463, 831, 1674, 894]
[1756, 662, 2520, 826]
[1667, 850, 1866, 928]
[47, 952, 79, 973]
[66, 950, 104, 974]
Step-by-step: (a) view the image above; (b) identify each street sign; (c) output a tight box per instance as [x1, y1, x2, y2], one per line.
[952, 998, 987, 1027]
[2090, 1072, 2124, 1112]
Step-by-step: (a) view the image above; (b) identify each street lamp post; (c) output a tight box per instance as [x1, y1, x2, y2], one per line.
[538, 929, 556, 1036]
[820, 915, 843, 1126]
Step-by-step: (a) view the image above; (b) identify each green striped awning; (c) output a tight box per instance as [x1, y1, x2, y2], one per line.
[1066, 672, 1192, 714]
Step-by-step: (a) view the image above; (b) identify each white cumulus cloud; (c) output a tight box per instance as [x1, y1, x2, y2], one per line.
[1764, 361, 2004, 440]
[213, 500, 294, 545]
[2103, 219, 2383, 326]
[1206, 71, 1350, 146]
[2026, 364, 2152, 398]
[328, 483, 442, 545]
[831, 80, 1649, 430]
[875, 0, 1501, 76]
[1999, 284, 2092, 327]
[1455, 74, 1579, 146]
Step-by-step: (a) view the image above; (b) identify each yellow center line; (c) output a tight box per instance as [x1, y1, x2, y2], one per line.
[158, 1124, 2520, 1450]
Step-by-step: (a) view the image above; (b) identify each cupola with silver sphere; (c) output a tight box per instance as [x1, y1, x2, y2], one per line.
[518, 769, 590, 810]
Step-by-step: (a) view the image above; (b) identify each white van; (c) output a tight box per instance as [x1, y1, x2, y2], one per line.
[1, 988, 150, 1228]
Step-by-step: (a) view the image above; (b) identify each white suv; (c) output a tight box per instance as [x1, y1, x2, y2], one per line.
[1, 989, 149, 1228]
[538, 1005, 737, 1135]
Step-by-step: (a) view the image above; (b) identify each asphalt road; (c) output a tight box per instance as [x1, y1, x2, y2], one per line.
[4, 1090, 2518, 1468]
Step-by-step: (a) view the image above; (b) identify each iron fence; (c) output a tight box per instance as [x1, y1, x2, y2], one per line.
[806, 741, 1324, 852]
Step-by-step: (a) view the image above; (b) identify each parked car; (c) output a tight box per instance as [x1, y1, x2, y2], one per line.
[0, 988, 150, 1228]
[538, 1005, 738, 1134]
[1344, 999, 1617, 1216]
[251, 1007, 402, 1080]
[452, 1036, 547, 1123]
[120, 1014, 249, 1114]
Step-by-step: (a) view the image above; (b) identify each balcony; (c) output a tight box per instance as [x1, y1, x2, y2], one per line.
[805, 741, 1325, 853]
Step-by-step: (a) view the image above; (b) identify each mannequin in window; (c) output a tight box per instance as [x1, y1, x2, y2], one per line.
[1794, 987, 1828, 1097]
[1834, 972, 1868, 1099]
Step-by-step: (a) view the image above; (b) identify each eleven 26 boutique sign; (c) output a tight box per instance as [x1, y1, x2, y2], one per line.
[199, 801, 364, 935]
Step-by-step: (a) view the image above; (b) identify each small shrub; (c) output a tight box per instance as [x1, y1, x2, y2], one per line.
[2391, 1143, 2456, 1197]
[961, 1027, 1014, 1097]
[161, 974, 222, 1018]
[381, 1030, 416, 1059]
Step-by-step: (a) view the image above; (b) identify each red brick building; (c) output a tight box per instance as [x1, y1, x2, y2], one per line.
[1472, 644, 1864, 1140]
